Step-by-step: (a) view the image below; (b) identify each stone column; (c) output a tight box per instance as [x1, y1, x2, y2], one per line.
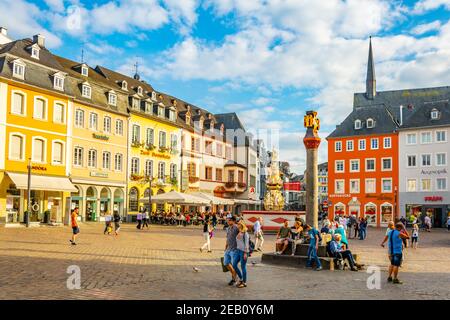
[303, 111, 321, 230]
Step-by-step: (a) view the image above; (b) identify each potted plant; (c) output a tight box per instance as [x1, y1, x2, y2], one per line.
[225, 182, 235, 188]
[237, 182, 247, 188]
[189, 176, 199, 183]
[145, 143, 155, 151]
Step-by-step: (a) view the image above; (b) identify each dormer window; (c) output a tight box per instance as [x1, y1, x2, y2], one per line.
[210, 121, 215, 131]
[145, 101, 152, 114]
[151, 91, 157, 101]
[31, 47, 40, 59]
[158, 105, 165, 118]
[108, 92, 117, 106]
[82, 83, 91, 98]
[132, 97, 140, 110]
[122, 81, 128, 91]
[137, 86, 143, 95]
[366, 118, 375, 128]
[431, 109, 440, 120]
[12, 60, 26, 79]
[53, 73, 65, 91]
[199, 118, 204, 129]
[354, 119, 362, 130]
[81, 65, 88, 77]
[169, 108, 176, 122]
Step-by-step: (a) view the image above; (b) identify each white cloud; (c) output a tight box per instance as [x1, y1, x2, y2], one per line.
[413, 0, 450, 13]
[44, 0, 65, 12]
[410, 20, 442, 34]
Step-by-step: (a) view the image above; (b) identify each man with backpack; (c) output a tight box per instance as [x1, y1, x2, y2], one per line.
[387, 222, 410, 284]
[305, 224, 322, 271]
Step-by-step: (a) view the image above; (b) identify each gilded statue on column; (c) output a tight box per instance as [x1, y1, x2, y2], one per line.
[264, 149, 285, 211]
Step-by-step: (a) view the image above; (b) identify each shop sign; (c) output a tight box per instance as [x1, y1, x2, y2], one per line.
[139, 150, 171, 159]
[365, 194, 393, 201]
[32, 165, 47, 171]
[424, 196, 443, 202]
[90, 171, 108, 178]
[329, 194, 351, 198]
[92, 133, 110, 141]
[249, 186, 255, 194]
[421, 169, 447, 175]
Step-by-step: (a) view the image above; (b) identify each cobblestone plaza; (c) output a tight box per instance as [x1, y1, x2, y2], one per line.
[0, 224, 449, 300]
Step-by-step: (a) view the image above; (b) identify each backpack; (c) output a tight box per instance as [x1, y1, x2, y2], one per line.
[245, 233, 255, 257]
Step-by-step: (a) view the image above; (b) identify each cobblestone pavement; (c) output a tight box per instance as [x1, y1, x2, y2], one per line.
[0, 223, 449, 300]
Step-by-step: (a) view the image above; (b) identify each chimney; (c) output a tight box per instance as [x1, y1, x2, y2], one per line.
[399, 105, 403, 126]
[0, 27, 7, 36]
[33, 34, 45, 47]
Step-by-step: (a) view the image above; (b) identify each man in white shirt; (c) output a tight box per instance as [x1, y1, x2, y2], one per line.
[253, 217, 264, 252]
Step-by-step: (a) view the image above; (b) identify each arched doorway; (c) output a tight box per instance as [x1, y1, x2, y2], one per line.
[113, 189, 124, 217]
[129, 187, 139, 212]
[85, 187, 97, 221]
[99, 187, 111, 216]
[70, 186, 83, 222]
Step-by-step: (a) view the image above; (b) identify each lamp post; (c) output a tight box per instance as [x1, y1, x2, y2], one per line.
[26, 158, 32, 228]
[146, 174, 153, 214]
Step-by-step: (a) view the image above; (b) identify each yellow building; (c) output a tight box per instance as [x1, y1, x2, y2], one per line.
[96, 67, 182, 219]
[0, 35, 77, 224]
[56, 56, 129, 222]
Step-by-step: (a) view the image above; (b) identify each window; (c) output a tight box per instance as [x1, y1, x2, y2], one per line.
[383, 137, 391, 149]
[216, 168, 223, 182]
[54, 75, 64, 90]
[137, 87, 143, 95]
[421, 154, 431, 167]
[33, 97, 46, 120]
[216, 143, 223, 157]
[114, 153, 123, 171]
[436, 153, 447, 166]
[431, 109, 440, 120]
[9, 134, 24, 160]
[129, 188, 138, 212]
[407, 133, 417, 145]
[437, 178, 447, 191]
[108, 92, 117, 106]
[335, 180, 345, 194]
[158, 162, 165, 180]
[335, 160, 344, 173]
[132, 125, 140, 143]
[407, 179, 417, 192]
[228, 170, 235, 182]
[421, 132, 432, 144]
[382, 158, 392, 171]
[158, 106, 165, 118]
[366, 159, 375, 171]
[358, 139, 366, 151]
[73, 147, 83, 166]
[32, 138, 45, 163]
[159, 131, 166, 148]
[131, 158, 140, 175]
[75, 109, 84, 127]
[11, 92, 25, 115]
[205, 167, 213, 180]
[81, 66, 88, 76]
[89, 113, 98, 131]
[145, 101, 152, 113]
[170, 164, 177, 180]
[205, 141, 213, 154]
[145, 160, 153, 177]
[88, 149, 97, 168]
[151, 91, 157, 100]
[169, 109, 176, 121]
[115, 120, 123, 135]
[238, 171, 244, 183]
[170, 134, 177, 149]
[53, 102, 64, 123]
[382, 178, 392, 193]
[122, 81, 127, 90]
[12, 61, 25, 79]
[103, 116, 111, 133]
[31, 47, 40, 59]
[350, 179, 360, 193]
[354, 119, 361, 129]
[146, 128, 154, 146]
[421, 179, 431, 191]
[436, 130, 447, 142]
[52, 141, 64, 164]
[346, 140, 354, 151]
[335, 141, 342, 152]
[102, 152, 111, 170]
[187, 162, 196, 177]
[226, 146, 232, 159]
[132, 98, 140, 110]
[407, 155, 417, 167]
[82, 84, 91, 98]
[365, 179, 376, 193]
[350, 159, 359, 172]
[366, 118, 375, 128]
[370, 138, 378, 149]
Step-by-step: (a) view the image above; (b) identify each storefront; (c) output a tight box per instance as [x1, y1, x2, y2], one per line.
[400, 193, 450, 228]
[364, 202, 377, 225]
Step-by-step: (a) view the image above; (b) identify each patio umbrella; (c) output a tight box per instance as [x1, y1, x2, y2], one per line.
[188, 192, 235, 206]
[139, 190, 210, 205]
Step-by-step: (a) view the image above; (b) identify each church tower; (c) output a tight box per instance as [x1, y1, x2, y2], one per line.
[366, 36, 376, 99]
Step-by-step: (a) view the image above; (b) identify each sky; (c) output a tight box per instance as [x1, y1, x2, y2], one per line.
[1, 0, 450, 174]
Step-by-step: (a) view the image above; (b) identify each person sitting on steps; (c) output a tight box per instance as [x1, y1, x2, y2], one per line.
[329, 234, 359, 271]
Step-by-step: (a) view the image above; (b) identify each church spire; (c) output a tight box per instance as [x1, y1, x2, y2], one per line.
[366, 36, 376, 99]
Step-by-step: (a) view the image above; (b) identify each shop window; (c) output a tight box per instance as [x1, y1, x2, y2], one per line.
[334, 203, 345, 216]
[381, 204, 393, 224]
[129, 188, 139, 212]
[364, 203, 377, 225]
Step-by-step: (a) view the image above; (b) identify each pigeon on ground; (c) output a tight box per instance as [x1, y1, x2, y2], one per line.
[193, 267, 200, 272]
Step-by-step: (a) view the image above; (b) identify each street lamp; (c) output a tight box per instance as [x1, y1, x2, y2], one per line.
[26, 158, 32, 228]
[146, 174, 153, 214]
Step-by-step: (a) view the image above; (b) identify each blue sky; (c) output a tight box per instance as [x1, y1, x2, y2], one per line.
[1, 0, 450, 173]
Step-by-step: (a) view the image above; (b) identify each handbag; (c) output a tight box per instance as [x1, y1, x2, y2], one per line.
[220, 257, 229, 273]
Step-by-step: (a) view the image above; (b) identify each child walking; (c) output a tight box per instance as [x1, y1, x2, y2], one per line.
[411, 224, 419, 249]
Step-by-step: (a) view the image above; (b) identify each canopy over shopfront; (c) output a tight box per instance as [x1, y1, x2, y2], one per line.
[139, 190, 210, 205]
[6, 172, 78, 192]
[188, 192, 235, 205]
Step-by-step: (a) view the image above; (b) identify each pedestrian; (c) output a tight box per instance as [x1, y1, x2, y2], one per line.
[103, 212, 112, 235]
[290, 220, 304, 256]
[136, 211, 142, 229]
[447, 215, 450, 232]
[142, 209, 149, 229]
[69, 208, 80, 245]
[354, 217, 360, 239]
[424, 214, 432, 232]
[387, 222, 410, 284]
[275, 220, 291, 255]
[235, 222, 250, 288]
[359, 218, 367, 240]
[253, 217, 264, 252]
[223, 216, 239, 286]
[305, 224, 322, 271]
[200, 219, 213, 253]
[411, 223, 419, 249]
[380, 221, 395, 248]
